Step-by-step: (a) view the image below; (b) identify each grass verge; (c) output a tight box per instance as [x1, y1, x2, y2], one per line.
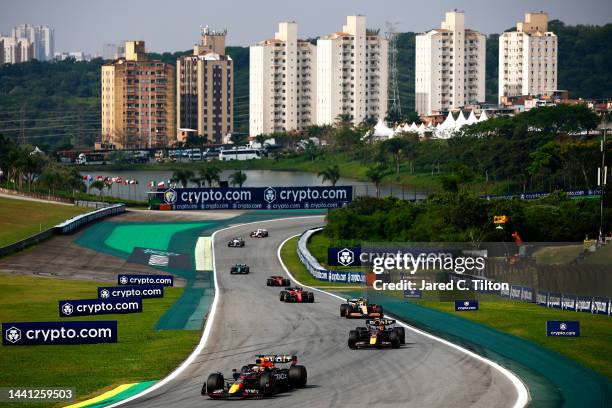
[0, 274, 200, 408]
[0, 197, 90, 247]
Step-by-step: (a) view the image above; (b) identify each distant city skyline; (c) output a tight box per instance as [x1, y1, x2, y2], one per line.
[2, 0, 610, 55]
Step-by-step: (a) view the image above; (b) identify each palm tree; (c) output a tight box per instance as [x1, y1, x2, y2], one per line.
[366, 166, 386, 198]
[170, 169, 194, 188]
[335, 114, 353, 128]
[90, 180, 106, 198]
[318, 165, 341, 186]
[199, 165, 221, 187]
[229, 170, 247, 187]
[382, 137, 409, 175]
[255, 134, 267, 148]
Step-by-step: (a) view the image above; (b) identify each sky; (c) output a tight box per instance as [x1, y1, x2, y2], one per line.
[1, 0, 611, 55]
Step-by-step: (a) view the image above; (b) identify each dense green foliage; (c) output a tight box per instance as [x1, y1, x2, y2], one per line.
[325, 192, 611, 243]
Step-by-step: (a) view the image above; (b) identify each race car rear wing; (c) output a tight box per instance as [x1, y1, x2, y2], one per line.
[255, 354, 297, 364]
[365, 318, 395, 326]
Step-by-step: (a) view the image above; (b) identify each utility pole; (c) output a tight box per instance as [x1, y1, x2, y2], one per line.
[18, 104, 26, 145]
[598, 128, 608, 245]
[385, 22, 401, 120]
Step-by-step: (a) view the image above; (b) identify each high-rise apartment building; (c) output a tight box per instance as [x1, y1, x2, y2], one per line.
[0, 36, 33, 64]
[249, 22, 317, 136]
[316, 15, 388, 126]
[415, 11, 486, 115]
[12, 24, 54, 61]
[176, 27, 233, 143]
[498, 12, 557, 102]
[101, 41, 176, 148]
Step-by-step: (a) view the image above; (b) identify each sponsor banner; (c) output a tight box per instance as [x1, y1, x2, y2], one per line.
[153, 186, 353, 210]
[118, 274, 174, 287]
[2, 321, 117, 345]
[326, 270, 365, 284]
[510, 285, 522, 300]
[404, 289, 423, 299]
[455, 300, 479, 311]
[59, 298, 142, 317]
[536, 291, 548, 306]
[327, 247, 362, 267]
[521, 287, 534, 302]
[547, 293, 562, 309]
[127, 247, 192, 270]
[500, 286, 510, 298]
[575, 296, 592, 313]
[546, 321, 580, 337]
[482, 188, 602, 201]
[561, 295, 576, 311]
[591, 297, 609, 315]
[97, 285, 163, 299]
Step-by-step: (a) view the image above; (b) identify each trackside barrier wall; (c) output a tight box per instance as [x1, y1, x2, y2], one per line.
[297, 228, 365, 284]
[0, 204, 126, 258]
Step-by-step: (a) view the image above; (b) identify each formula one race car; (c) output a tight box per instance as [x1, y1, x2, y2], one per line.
[340, 297, 383, 318]
[250, 229, 269, 238]
[267, 275, 290, 287]
[228, 237, 245, 247]
[202, 355, 307, 399]
[280, 287, 314, 303]
[231, 264, 250, 274]
[348, 318, 406, 349]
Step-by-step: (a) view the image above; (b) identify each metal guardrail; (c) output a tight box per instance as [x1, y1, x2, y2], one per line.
[296, 228, 366, 284]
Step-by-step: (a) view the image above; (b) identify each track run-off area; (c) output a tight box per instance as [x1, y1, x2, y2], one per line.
[113, 215, 524, 408]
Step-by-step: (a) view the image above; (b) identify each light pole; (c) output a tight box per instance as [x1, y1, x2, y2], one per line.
[598, 127, 608, 245]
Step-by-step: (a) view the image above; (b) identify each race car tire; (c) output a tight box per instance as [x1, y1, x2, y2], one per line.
[307, 292, 314, 303]
[283, 278, 290, 286]
[394, 327, 406, 344]
[390, 331, 401, 349]
[289, 365, 307, 388]
[205, 373, 224, 395]
[348, 330, 359, 349]
[340, 304, 349, 317]
[280, 291, 287, 302]
[259, 371, 277, 396]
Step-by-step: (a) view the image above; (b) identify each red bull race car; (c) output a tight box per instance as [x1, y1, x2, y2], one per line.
[267, 275, 290, 287]
[348, 318, 406, 349]
[340, 297, 383, 318]
[280, 287, 314, 303]
[250, 229, 269, 238]
[202, 355, 307, 399]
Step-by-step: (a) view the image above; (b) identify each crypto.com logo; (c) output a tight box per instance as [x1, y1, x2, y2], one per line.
[264, 187, 276, 203]
[337, 248, 355, 266]
[119, 276, 128, 285]
[5, 326, 21, 344]
[100, 289, 110, 299]
[164, 188, 177, 204]
[62, 303, 74, 316]
[560, 322, 567, 331]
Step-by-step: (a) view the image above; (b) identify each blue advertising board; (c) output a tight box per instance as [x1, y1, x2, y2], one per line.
[97, 285, 164, 299]
[2, 321, 117, 345]
[575, 296, 592, 313]
[546, 321, 580, 337]
[118, 274, 174, 286]
[561, 295, 576, 311]
[327, 247, 362, 267]
[455, 300, 479, 311]
[591, 298, 609, 315]
[404, 289, 423, 299]
[59, 298, 142, 317]
[153, 186, 353, 210]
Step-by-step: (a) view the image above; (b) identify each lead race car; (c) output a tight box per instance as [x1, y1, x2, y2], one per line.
[231, 264, 250, 274]
[280, 286, 314, 303]
[340, 297, 384, 318]
[267, 275, 290, 286]
[348, 318, 406, 349]
[228, 237, 245, 247]
[250, 229, 269, 238]
[203, 355, 307, 399]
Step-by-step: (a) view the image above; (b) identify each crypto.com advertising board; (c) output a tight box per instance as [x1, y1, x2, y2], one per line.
[150, 186, 353, 210]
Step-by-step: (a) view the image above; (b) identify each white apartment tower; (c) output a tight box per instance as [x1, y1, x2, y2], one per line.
[316, 16, 388, 125]
[249, 22, 317, 136]
[498, 12, 557, 102]
[415, 11, 486, 115]
[12, 24, 54, 61]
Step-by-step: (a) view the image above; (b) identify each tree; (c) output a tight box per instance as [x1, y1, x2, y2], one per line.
[303, 139, 319, 161]
[334, 114, 353, 128]
[230, 133, 248, 145]
[255, 134, 267, 148]
[170, 169, 194, 188]
[90, 180, 106, 198]
[199, 165, 221, 187]
[381, 137, 409, 174]
[366, 166, 386, 198]
[229, 170, 247, 187]
[318, 165, 341, 186]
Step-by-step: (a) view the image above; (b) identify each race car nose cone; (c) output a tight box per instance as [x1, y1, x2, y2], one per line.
[370, 336, 377, 345]
[229, 383, 242, 394]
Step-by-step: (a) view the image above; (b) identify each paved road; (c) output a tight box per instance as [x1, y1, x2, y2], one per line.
[123, 216, 518, 408]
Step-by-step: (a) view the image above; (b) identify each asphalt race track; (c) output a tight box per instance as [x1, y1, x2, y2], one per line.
[121, 215, 519, 408]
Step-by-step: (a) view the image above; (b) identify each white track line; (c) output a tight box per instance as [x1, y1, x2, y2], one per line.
[277, 234, 530, 408]
[105, 216, 324, 408]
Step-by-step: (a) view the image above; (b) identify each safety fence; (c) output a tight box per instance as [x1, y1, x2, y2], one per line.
[297, 228, 365, 284]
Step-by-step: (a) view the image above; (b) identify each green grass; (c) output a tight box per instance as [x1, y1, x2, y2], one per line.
[280, 237, 361, 289]
[0, 274, 200, 408]
[415, 298, 612, 379]
[0, 197, 90, 247]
